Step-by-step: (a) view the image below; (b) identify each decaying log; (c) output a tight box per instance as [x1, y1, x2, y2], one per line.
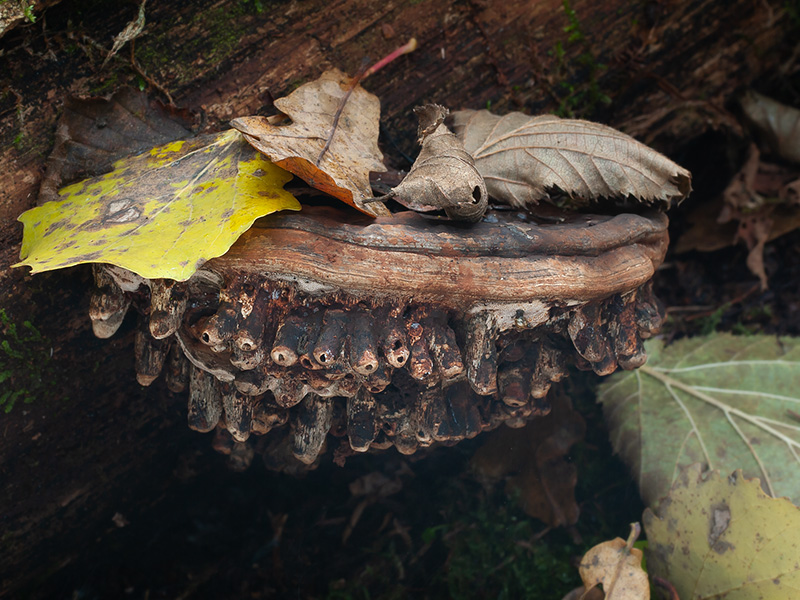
[292, 394, 334, 465]
[148, 279, 187, 340]
[187, 366, 224, 433]
[216, 208, 668, 304]
[465, 311, 500, 396]
[134, 320, 171, 386]
[347, 388, 379, 452]
[2, 0, 794, 595]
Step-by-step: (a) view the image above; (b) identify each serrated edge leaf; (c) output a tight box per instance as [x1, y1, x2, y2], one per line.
[452, 109, 691, 208]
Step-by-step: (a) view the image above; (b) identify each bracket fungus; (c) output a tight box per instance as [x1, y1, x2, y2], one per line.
[89, 203, 668, 470]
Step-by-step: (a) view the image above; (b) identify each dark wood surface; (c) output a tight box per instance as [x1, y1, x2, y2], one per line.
[0, 0, 796, 596]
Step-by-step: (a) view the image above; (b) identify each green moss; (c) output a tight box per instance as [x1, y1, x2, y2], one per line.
[324, 476, 585, 600]
[286, 77, 308, 92]
[240, 0, 265, 13]
[547, 0, 612, 118]
[89, 72, 120, 95]
[0, 309, 53, 414]
[135, 1, 275, 87]
[436, 495, 577, 599]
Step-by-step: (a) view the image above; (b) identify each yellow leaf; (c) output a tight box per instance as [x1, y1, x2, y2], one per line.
[15, 130, 300, 281]
[644, 464, 800, 600]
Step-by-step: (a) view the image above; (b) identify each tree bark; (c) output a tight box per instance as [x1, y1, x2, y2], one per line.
[0, 0, 796, 596]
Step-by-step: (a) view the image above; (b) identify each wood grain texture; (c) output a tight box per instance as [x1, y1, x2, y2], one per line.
[207, 206, 668, 303]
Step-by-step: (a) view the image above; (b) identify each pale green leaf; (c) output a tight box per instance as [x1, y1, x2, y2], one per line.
[598, 334, 800, 507]
[644, 464, 800, 600]
[15, 129, 300, 281]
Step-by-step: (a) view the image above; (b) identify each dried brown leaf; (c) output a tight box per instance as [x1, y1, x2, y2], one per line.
[740, 213, 772, 290]
[451, 109, 691, 209]
[740, 90, 800, 164]
[722, 143, 763, 211]
[39, 88, 195, 205]
[712, 142, 800, 288]
[579, 535, 649, 600]
[378, 104, 488, 222]
[231, 69, 388, 217]
[677, 141, 800, 288]
[674, 196, 738, 253]
[471, 396, 585, 527]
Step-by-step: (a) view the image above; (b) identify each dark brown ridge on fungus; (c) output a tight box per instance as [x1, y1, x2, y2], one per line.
[90, 205, 668, 471]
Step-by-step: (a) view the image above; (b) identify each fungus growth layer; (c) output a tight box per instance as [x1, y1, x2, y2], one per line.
[90, 205, 668, 470]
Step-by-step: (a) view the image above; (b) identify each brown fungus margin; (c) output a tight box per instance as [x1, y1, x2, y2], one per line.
[90, 203, 668, 470]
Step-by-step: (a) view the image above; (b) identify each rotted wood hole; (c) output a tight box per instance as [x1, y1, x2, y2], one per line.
[90, 204, 668, 471]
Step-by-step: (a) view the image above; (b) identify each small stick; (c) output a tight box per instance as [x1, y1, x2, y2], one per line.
[363, 37, 418, 79]
[129, 40, 174, 105]
[653, 577, 681, 600]
[316, 58, 369, 166]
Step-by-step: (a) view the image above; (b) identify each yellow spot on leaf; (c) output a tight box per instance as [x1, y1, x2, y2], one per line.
[15, 129, 300, 281]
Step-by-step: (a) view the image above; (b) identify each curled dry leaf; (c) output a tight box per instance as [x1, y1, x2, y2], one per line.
[676, 142, 800, 288]
[673, 196, 738, 253]
[721, 143, 763, 212]
[719, 144, 772, 288]
[645, 464, 800, 600]
[451, 109, 691, 209]
[740, 90, 800, 164]
[231, 69, 389, 217]
[378, 104, 488, 222]
[579, 533, 649, 600]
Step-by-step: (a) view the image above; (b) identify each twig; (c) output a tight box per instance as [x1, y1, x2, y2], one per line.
[666, 305, 715, 313]
[653, 576, 681, 600]
[683, 283, 759, 322]
[363, 37, 418, 79]
[129, 40, 174, 105]
[316, 58, 369, 166]
[604, 523, 642, 599]
[316, 38, 419, 166]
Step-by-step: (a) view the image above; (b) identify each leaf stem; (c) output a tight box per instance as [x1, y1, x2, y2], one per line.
[316, 60, 369, 166]
[315, 39, 418, 166]
[363, 38, 418, 79]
